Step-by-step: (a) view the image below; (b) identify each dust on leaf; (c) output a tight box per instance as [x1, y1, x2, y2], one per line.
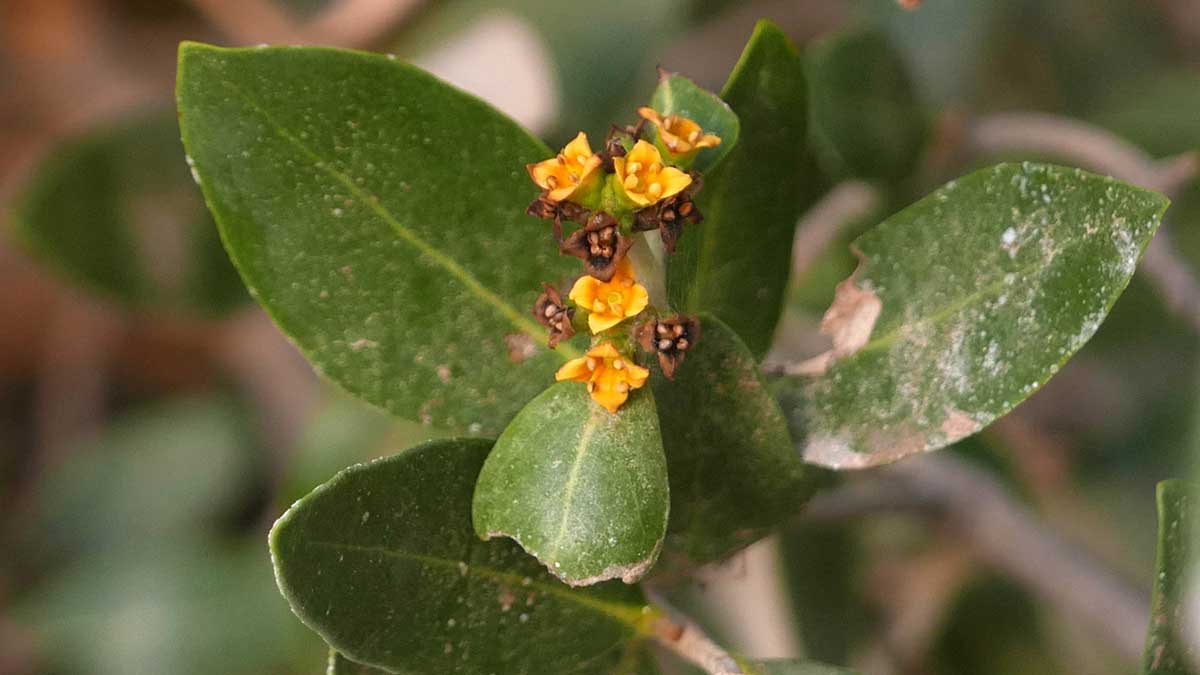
[777, 163, 1168, 469]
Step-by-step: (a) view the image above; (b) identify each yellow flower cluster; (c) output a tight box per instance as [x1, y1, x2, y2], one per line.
[526, 108, 720, 412]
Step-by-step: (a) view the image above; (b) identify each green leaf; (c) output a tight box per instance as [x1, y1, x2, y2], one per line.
[776, 163, 1168, 468]
[806, 29, 927, 182]
[1143, 480, 1196, 674]
[176, 42, 582, 434]
[747, 660, 858, 675]
[654, 314, 818, 565]
[10, 111, 245, 315]
[327, 650, 386, 674]
[667, 20, 821, 358]
[648, 72, 740, 171]
[473, 382, 669, 586]
[271, 438, 652, 674]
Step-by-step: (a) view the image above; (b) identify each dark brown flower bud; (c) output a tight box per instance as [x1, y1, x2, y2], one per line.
[597, 121, 647, 171]
[631, 175, 703, 254]
[637, 314, 700, 379]
[526, 193, 592, 241]
[533, 283, 576, 348]
[558, 211, 635, 282]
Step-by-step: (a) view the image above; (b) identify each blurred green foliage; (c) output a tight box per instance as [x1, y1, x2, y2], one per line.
[12, 112, 247, 315]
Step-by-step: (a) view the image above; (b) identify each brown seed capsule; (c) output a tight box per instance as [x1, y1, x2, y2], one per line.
[631, 174, 703, 254]
[532, 282, 576, 349]
[526, 193, 592, 242]
[637, 314, 700, 379]
[558, 211, 634, 282]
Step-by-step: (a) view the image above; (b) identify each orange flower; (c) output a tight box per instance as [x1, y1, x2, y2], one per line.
[611, 140, 692, 207]
[526, 132, 603, 203]
[568, 258, 649, 333]
[555, 342, 650, 413]
[638, 107, 722, 158]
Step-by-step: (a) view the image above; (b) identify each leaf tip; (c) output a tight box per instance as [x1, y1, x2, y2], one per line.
[747, 19, 799, 56]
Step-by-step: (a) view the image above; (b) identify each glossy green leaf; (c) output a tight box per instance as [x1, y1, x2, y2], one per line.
[327, 650, 386, 674]
[176, 42, 581, 434]
[271, 438, 652, 674]
[653, 314, 818, 565]
[806, 29, 927, 181]
[647, 72, 740, 171]
[1143, 480, 1196, 674]
[747, 660, 858, 675]
[11, 112, 245, 315]
[777, 163, 1168, 468]
[473, 382, 669, 586]
[668, 20, 821, 358]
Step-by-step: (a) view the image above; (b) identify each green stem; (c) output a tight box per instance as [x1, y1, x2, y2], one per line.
[629, 233, 668, 310]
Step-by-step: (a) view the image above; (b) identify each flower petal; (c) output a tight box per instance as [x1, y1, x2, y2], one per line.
[625, 362, 651, 387]
[568, 275, 601, 307]
[555, 356, 592, 382]
[626, 139, 659, 165]
[588, 311, 623, 333]
[527, 159, 557, 189]
[624, 284, 650, 318]
[562, 131, 593, 162]
[637, 107, 662, 125]
[657, 167, 693, 201]
[589, 387, 628, 413]
[578, 154, 603, 180]
[586, 342, 622, 360]
[612, 156, 628, 183]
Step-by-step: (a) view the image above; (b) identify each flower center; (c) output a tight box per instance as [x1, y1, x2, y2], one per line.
[605, 290, 624, 314]
[622, 160, 665, 198]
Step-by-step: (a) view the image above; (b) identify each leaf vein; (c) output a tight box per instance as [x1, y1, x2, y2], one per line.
[215, 77, 578, 359]
[852, 231, 1114, 358]
[304, 540, 642, 625]
[548, 405, 605, 561]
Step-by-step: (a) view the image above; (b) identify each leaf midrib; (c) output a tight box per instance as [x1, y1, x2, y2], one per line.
[548, 405, 604, 561]
[213, 77, 579, 360]
[305, 540, 643, 625]
[848, 225, 1129, 360]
